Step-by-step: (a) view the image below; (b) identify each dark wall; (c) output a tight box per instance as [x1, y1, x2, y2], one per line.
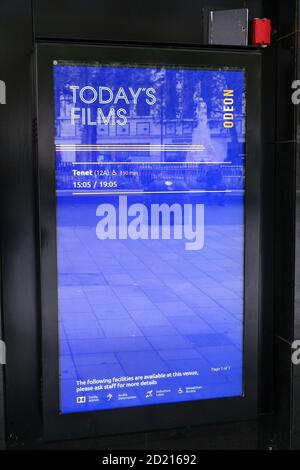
[0, 0, 41, 447]
[33, 0, 263, 43]
[0, 0, 295, 450]
[291, 1, 300, 451]
[271, 0, 300, 451]
[0, 268, 5, 449]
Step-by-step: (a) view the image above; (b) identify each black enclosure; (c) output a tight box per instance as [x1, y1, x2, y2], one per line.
[37, 44, 261, 441]
[4, 0, 297, 450]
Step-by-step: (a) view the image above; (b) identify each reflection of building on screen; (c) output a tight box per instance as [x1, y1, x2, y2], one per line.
[54, 66, 245, 193]
[55, 66, 245, 163]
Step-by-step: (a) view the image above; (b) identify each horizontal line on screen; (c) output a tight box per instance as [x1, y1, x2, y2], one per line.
[56, 145, 205, 152]
[58, 150, 205, 153]
[69, 161, 231, 165]
[71, 190, 233, 196]
[56, 144, 205, 147]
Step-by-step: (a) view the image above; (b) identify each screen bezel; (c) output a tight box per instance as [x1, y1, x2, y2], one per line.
[36, 43, 261, 441]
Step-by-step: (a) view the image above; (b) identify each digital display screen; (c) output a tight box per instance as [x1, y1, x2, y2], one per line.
[54, 61, 246, 414]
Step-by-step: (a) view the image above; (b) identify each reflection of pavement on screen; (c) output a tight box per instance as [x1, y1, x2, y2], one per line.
[58, 200, 243, 412]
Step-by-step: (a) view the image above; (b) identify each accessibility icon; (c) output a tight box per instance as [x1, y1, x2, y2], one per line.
[76, 396, 86, 404]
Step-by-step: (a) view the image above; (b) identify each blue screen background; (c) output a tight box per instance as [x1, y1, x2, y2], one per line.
[54, 63, 245, 414]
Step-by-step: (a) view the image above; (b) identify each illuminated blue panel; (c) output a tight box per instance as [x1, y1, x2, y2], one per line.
[54, 63, 245, 414]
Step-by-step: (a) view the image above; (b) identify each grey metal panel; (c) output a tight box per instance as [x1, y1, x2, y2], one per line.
[208, 9, 249, 46]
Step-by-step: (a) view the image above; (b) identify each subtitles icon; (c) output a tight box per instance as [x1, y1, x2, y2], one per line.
[76, 396, 86, 404]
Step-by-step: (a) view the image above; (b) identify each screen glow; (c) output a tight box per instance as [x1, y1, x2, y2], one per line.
[54, 61, 245, 414]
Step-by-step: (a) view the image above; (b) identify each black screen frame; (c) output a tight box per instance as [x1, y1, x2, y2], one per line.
[36, 43, 261, 441]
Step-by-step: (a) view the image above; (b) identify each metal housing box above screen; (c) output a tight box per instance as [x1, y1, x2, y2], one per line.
[208, 9, 249, 46]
